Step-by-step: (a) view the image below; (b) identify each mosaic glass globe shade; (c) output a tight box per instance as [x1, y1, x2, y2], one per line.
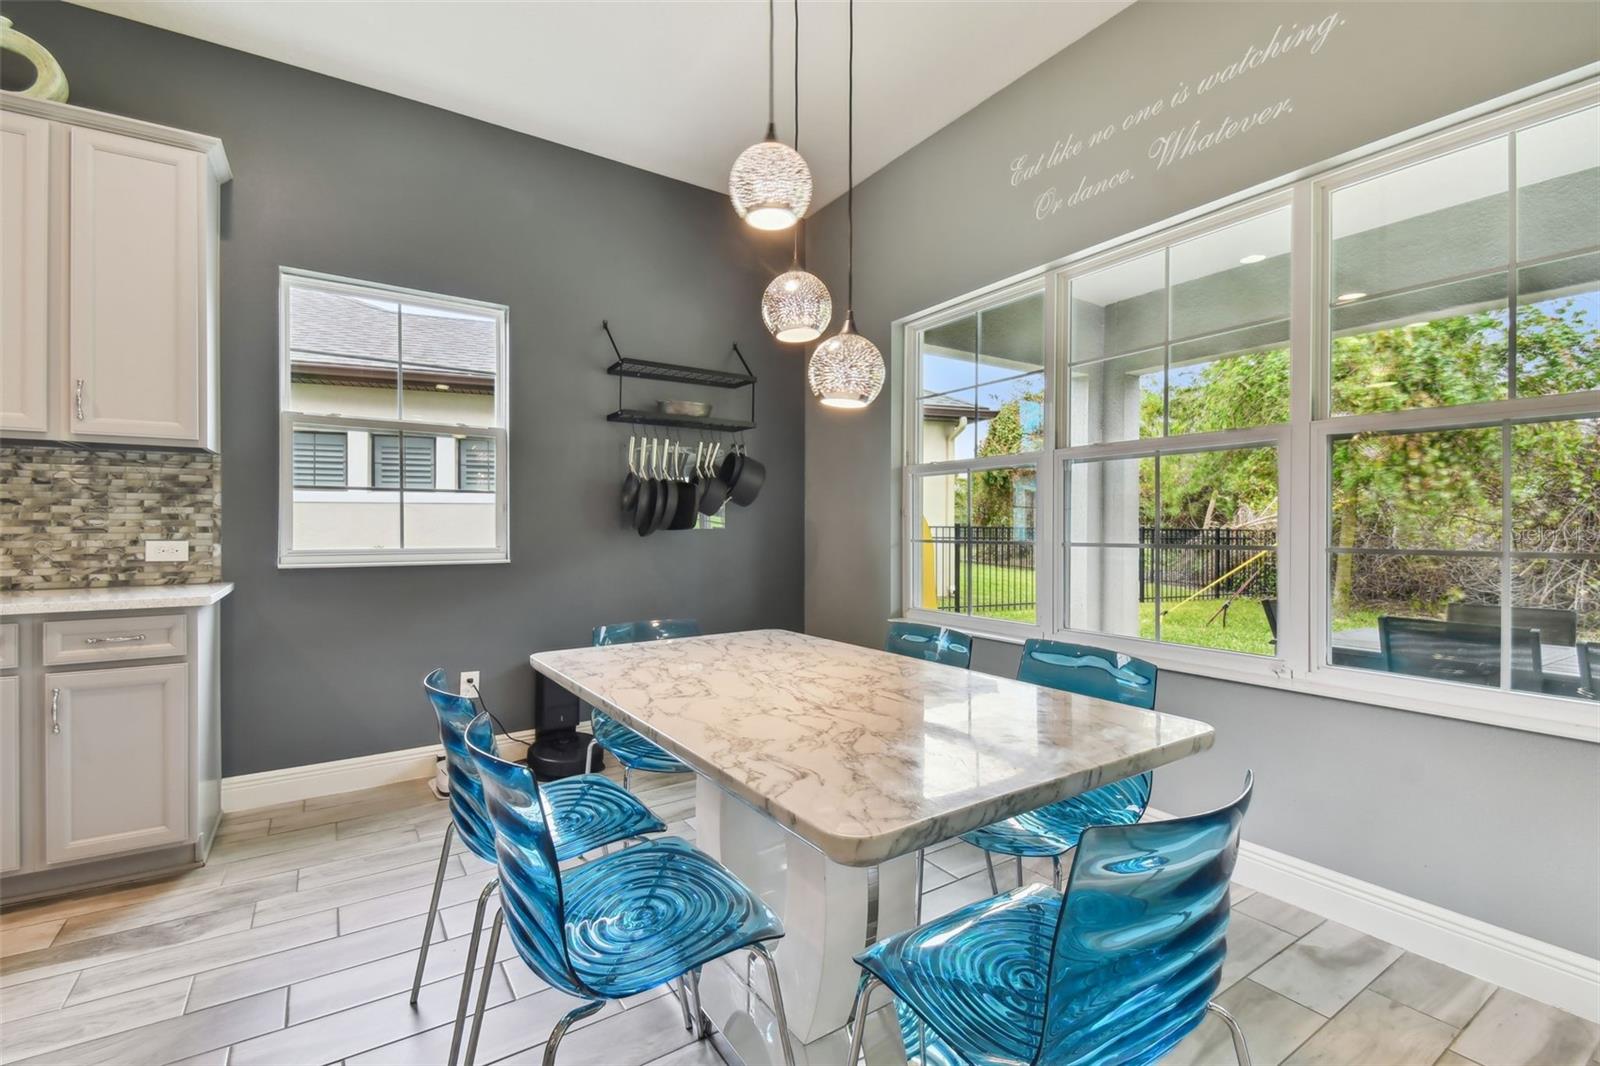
[729, 135, 813, 231]
[807, 314, 884, 408]
[761, 268, 832, 343]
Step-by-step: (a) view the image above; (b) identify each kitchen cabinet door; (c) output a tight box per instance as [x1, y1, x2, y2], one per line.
[68, 126, 202, 443]
[43, 663, 189, 865]
[1, 676, 20, 874]
[0, 110, 51, 434]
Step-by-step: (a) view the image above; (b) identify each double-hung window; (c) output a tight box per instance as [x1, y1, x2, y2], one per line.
[907, 285, 1048, 630]
[278, 269, 510, 567]
[898, 80, 1598, 739]
[1314, 98, 1599, 712]
[1061, 201, 1291, 659]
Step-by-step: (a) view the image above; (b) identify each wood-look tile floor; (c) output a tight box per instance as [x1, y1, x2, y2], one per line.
[2, 767, 1596, 1066]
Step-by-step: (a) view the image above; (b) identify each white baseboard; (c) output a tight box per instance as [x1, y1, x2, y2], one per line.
[1150, 809, 1600, 1023]
[221, 729, 536, 812]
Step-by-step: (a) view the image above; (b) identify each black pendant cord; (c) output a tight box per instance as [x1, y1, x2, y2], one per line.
[846, 0, 855, 322]
[765, 0, 776, 138]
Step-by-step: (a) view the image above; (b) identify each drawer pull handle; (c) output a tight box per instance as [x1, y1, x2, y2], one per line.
[83, 634, 147, 645]
[74, 379, 85, 421]
[50, 688, 61, 735]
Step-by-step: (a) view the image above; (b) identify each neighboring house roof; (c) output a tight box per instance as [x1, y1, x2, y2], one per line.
[289, 287, 497, 385]
[921, 400, 1002, 422]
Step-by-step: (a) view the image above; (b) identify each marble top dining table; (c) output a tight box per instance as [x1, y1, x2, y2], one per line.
[529, 628, 1216, 866]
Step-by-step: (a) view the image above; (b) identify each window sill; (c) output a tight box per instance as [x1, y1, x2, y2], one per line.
[894, 609, 1596, 743]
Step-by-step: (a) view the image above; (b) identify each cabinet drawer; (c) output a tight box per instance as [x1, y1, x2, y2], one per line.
[0, 623, 16, 669]
[43, 614, 187, 665]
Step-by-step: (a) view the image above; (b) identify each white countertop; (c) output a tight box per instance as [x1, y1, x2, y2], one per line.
[531, 629, 1214, 865]
[1, 583, 235, 617]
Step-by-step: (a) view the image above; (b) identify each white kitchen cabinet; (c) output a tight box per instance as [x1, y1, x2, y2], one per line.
[1, 591, 228, 902]
[0, 97, 228, 450]
[69, 128, 203, 442]
[0, 110, 51, 433]
[43, 662, 190, 865]
[1, 676, 20, 874]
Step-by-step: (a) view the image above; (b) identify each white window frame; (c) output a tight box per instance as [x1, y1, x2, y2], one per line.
[277, 268, 511, 568]
[896, 76, 1600, 742]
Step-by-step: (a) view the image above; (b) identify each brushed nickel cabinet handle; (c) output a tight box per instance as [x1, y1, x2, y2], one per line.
[50, 687, 61, 735]
[74, 379, 85, 421]
[83, 634, 146, 645]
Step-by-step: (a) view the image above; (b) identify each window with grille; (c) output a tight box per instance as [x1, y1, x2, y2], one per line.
[279, 270, 509, 567]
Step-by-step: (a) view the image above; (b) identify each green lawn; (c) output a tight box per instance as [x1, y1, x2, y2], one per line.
[939, 562, 1400, 653]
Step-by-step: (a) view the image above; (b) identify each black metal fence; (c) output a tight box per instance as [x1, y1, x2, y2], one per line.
[926, 523, 1037, 614]
[1139, 526, 1277, 603]
[923, 522, 1277, 615]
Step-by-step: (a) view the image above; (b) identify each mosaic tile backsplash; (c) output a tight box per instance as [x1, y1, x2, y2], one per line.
[0, 445, 221, 591]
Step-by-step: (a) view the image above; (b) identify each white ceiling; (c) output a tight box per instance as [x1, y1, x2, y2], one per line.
[70, 0, 1131, 208]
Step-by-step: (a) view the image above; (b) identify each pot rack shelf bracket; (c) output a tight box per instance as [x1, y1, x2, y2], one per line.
[603, 320, 757, 432]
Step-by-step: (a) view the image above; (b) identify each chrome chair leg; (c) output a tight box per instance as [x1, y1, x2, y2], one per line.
[686, 966, 708, 1039]
[448, 878, 499, 1066]
[1207, 1001, 1252, 1066]
[584, 737, 600, 774]
[914, 849, 925, 923]
[673, 977, 696, 1032]
[1015, 855, 1024, 887]
[845, 975, 885, 1066]
[983, 851, 999, 894]
[1051, 853, 1062, 892]
[744, 952, 755, 1013]
[622, 765, 632, 792]
[410, 821, 455, 1006]
[462, 908, 504, 1066]
[539, 999, 606, 1066]
[749, 942, 796, 1066]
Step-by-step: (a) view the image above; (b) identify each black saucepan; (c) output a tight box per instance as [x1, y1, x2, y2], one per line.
[728, 453, 764, 506]
[670, 471, 701, 529]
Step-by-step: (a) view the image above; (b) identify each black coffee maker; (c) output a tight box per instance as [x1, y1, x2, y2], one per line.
[528, 672, 602, 780]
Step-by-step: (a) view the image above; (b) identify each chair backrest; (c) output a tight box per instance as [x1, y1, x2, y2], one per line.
[884, 621, 973, 669]
[463, 711, 592, 998]
[1041, 773, 1253, 1065]
[1379, 617, 1542, 685]
[1579, 643, 1598, 699]
[422, 669, 495, 860]
[1017, 639, 1158, 710]
[592, 619, 703, 646]
[1445, 603, 1578, 646]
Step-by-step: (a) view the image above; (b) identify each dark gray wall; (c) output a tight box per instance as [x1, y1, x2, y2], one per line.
[803, 1, 1600, 956]
[22, 2, 805, 775]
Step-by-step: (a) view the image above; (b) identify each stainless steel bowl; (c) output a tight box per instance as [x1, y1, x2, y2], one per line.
[658, 400, 712, 418]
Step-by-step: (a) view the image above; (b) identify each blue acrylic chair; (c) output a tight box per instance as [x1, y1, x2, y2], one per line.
[848, 774, 1255, 1066]
[584, 619, 699, 788]
[460, 711, 797, 1066]
[418, 670, 666, 1066]
[961, 640, 1159, 894]
[884, 622, 974, 922]
[885, 621, 974, 668]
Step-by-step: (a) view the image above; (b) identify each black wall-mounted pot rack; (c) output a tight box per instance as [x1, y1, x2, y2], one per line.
[602, 320, 756, 432]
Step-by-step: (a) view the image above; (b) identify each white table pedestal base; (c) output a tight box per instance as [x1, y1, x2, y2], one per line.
[696, 777, 918, 1055]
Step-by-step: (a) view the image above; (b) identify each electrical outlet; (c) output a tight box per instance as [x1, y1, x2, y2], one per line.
[460, 671, 480, 698]
[144, 540, 190, 562]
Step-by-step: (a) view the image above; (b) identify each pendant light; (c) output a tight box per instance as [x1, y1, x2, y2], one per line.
[729, 0, 813, 230]
[761, 0, 831, 343]
[807, 0, 884, 408]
